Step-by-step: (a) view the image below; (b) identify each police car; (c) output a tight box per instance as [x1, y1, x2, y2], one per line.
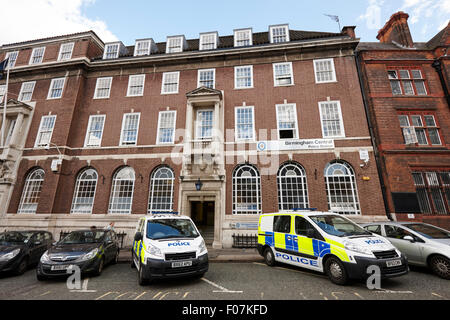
[257, 210, 409, 285]
[131, 213, 208, 285]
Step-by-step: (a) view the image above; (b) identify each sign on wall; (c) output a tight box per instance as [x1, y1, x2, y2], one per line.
[256, 139, 335, 152]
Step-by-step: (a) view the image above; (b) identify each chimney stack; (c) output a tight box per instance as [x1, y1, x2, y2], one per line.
[341, 26, 357, 39]
[377, 11, 414, 48]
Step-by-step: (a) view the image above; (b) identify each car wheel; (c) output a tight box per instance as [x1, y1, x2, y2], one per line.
[111, 250, 119, 265]
[263, 247, 276, 267]
[138, 262, 149, 286]
[15, 257, 29, 276]
[325, 257, 349, 285]
[430, 255, 450, 280]
[93, 258, 104, 277]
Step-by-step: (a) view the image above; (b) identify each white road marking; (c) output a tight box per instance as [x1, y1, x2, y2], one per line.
[375, 289, 413, 294]
[39, 291, 51, 297]
[431, 292, 447, 299]
[201, 278, 243, 294]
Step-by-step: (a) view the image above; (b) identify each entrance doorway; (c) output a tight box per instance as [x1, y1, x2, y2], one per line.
[191, 201, 215, 245]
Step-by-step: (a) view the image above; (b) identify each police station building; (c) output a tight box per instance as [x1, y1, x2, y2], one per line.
[0, 24, 387, 248]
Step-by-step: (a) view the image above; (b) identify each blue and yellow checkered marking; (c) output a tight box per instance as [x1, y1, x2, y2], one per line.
[313, 239, 331, 258]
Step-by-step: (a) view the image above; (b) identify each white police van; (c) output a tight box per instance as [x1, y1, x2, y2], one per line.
[257, 210, 409, 285]
[132, 213, 208, 285]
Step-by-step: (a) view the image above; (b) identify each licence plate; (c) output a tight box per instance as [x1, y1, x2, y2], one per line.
[51, 265, 72, 271]
[386, 259, 402, 268]
[171, 261, 192, 268]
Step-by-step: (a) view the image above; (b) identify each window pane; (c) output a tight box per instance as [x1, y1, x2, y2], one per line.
[320, 102, 343, 137]
[18, 169, 45, 214]
[71, 169, 98, 214]
[108, 167, 135, 214]
[236, 107, 254, 140]
[233, 165, 261, 214]
[148, 167, 174, 213]
[278, 163, 309, 210]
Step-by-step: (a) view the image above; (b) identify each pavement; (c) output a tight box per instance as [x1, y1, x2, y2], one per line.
[119, 247, 264, 263]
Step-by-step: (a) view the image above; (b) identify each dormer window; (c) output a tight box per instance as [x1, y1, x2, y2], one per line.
[166, 36, 185, 53]
[199, 32, 218, 50]
[58, 42, 74, 61]
[269, 25, 290, 43]
[134, 39, 156, 56]
[234, 28, 252, 47]
[29, 47, 45, 65]
[103, 42, 125, 59]
[5, 51, 19, 68]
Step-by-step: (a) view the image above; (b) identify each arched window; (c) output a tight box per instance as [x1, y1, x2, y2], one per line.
[324, 161, 361, 215]
[18, 168, 45, 214]
[71, 168, 98, 214]
[277, 162, 309, 211]
[148, 166, 175, 213]
[108, 167, 135, 214]
[232, 164, 261, 215]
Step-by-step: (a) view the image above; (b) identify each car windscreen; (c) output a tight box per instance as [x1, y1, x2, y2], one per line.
[147, 219, 199, 240]
[58, 231, 106, 244]
[310, 215, 371, 237]
[0, 232, 34, 244]
[406, 224, 450, 239]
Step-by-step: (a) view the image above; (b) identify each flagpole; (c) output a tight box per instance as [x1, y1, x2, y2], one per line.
[1, 65, 9, 147]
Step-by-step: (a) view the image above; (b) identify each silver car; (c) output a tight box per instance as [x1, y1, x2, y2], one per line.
[361, 222, 450, 280]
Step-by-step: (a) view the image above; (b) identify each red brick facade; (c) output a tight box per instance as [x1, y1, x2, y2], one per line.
[358, 12, 450, 230]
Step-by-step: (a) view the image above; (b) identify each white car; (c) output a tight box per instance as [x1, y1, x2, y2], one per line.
[132, 213, 208, 285]
[362, 222, 450, 279]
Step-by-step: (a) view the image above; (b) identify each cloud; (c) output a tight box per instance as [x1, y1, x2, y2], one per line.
[0, 0, 118, 46]
[400, 0, 450, 30]
[357, 0, 385, 30]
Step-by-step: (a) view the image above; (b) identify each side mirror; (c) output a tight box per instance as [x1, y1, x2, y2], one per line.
[403, 235, 415, 243]
[134, 232, 143, 242]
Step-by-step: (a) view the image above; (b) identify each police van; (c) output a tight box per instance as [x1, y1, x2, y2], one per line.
[257, 210, 409, 285]
[132, 213, 208, 285]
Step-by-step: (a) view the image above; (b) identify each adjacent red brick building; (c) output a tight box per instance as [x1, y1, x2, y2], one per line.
[0, 24, 387, 247]
[357, 12, 450, 229]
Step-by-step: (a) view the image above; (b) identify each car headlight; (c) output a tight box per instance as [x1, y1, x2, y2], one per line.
[79, 248, 99, 261]
[0, 248, 21, 262]
[344, 241, 373, 256]
[40, 250, 50, 263]
[198, 240, 207, 255]
[146, 243, 163, 259]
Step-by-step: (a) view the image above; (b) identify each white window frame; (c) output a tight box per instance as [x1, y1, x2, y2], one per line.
[156, 110, 177, 145]
[275, 103, 299, 140]
[93, 77, 113, 99]
[29, 47, 45, 65]
[232, 165, 262, 215]
[273, 62, 294, 87]
[70, 168, 98, 214]
[47, 77, 66, 100]
[108, 167, 135, 214]
[148, 166, 175, 213]
[161, 71, 180, 94]
[103, 43, 120, 59]
[195, 109, 214, 140]
[18, 81, 36, 102]
[120, 113, 140, 146]
[197, 68, 216, 89]
[84, 114, 106, 147]
[234, 28, 253, 47]
[5, 51, 19, 69]
[126, 74, 145, 97]
[318, 100, 346, 138]
[0, 85, 6, 104]
[18, 168, 45, 214]
[234, 65, 254, 89]
[166, 36, 184, 53]
[235, 105, 256, 142]
[313, 58, 337, 83]
[58, 42, 74, 61]
[134, 40, 151, 56]
[269, 25, 290, 43]
[199, 32, 218, 51]
[35, 115, 56, 148]
[277, 162, 309, 211]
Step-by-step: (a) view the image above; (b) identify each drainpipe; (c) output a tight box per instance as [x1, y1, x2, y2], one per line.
[354, 50, 393, 221]
[432, 59, 450, 109]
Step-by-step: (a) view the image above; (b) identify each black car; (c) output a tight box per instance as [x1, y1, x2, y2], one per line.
[37, 229, 120, 280]
[0, 231, 54, 275]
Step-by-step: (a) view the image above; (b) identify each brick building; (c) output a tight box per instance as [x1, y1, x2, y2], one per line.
[357, 12, 450, 229]
[0, 24, 387, 248]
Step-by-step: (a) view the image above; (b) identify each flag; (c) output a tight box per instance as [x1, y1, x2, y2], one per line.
[324, 14, 340, 23]
[0, 58, 9, 80]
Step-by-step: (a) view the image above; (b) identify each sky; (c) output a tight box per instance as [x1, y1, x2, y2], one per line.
[1, 0, 449, 46]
